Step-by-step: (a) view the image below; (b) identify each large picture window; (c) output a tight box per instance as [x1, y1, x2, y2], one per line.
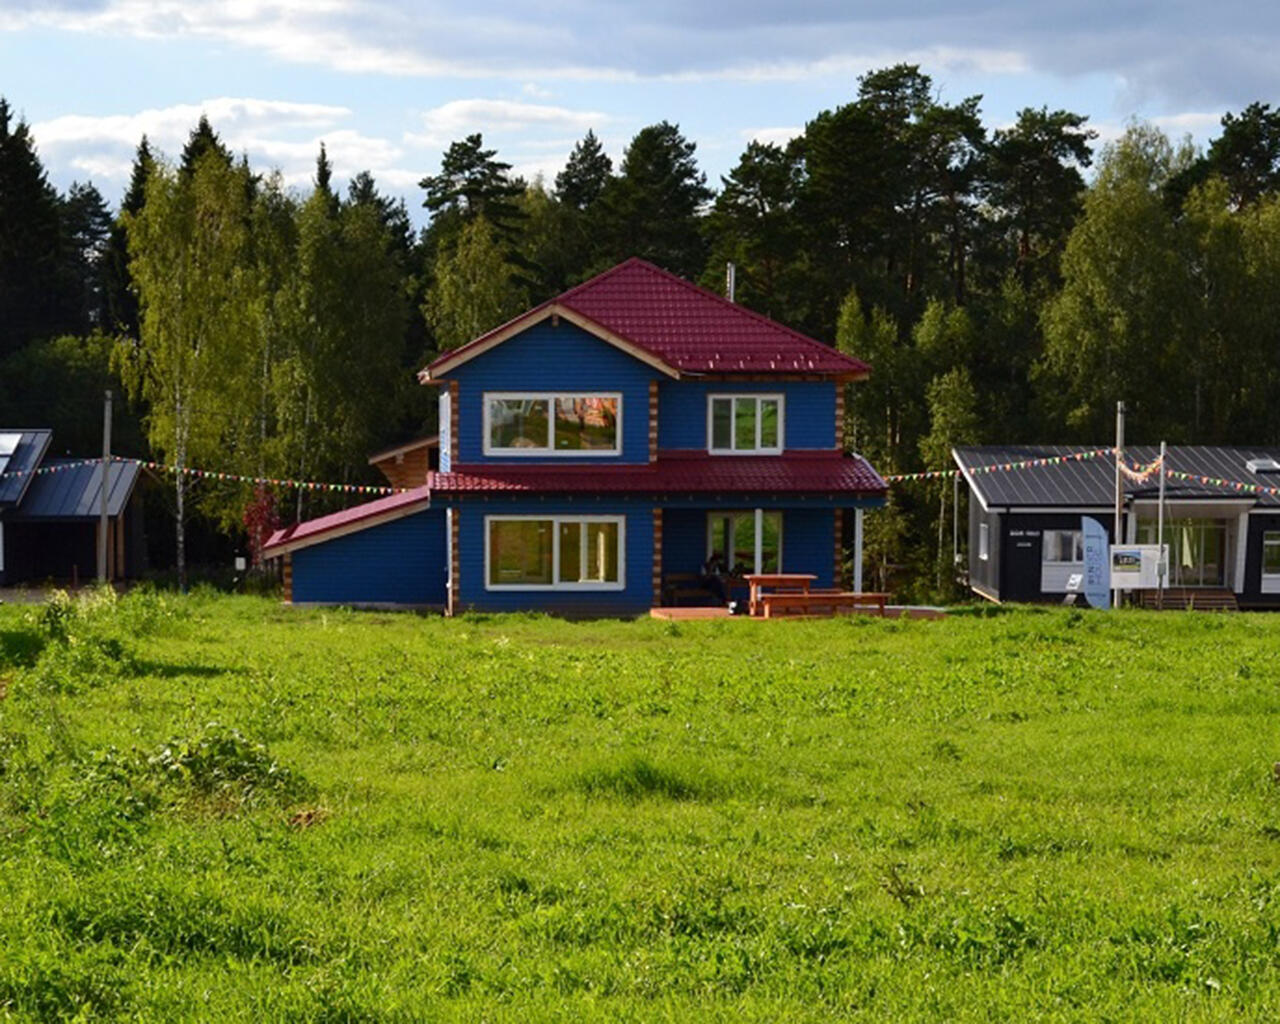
[484, 393, 621, 456]
[708, 395, 783, 454]
[486, 516, 624, 590]
[706, 510, 782, 575]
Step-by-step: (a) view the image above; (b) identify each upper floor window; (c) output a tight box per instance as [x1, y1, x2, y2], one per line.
[708, 394, 783, 454]
[484, 392, 621, 456]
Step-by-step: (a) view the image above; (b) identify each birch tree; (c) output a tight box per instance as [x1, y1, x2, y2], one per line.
[119, 150, 255, 588]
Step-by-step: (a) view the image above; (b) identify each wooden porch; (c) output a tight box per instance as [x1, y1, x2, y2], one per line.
[650, 603, 946, 621]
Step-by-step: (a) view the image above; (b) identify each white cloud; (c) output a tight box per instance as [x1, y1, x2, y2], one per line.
[1153, 111, 1224, 135]
[406, 99, 608, 147]
[32, 98, 351, 152]
[29, 96, 417, 198]
[744, 126, 801, 147]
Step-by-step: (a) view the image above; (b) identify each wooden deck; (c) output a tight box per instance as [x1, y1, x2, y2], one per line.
[649, 605, 946, 621]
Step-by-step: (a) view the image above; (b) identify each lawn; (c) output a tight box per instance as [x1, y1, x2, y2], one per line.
[2, 590, 1280, 1021]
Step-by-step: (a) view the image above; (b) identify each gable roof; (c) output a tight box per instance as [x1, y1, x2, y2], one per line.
[422, 258, 871, 380]
[0, 429, 53, 507]
[954, 445, 1280, 510]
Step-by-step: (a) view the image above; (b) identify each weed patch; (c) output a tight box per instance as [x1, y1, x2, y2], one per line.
[571, 755, 727, 802]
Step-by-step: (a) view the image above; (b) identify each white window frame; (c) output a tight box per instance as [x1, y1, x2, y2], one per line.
[979, 522, 990, 561]
[705, 509, 783, 575]
[1042, 529, 1084, 564]
[706, 394, 785, 455]
[1263, 531, 1280, 587]
[484, 514, 626, 591]
[482, 391, 623, 457]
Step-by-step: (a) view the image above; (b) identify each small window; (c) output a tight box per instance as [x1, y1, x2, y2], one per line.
[979, 522, 990, 561]
[485, 393, 620, 456]
[1264, 531, 1280, 577]
[487, 516, 624, 590]
[708, 395, 783, 454]
[1042, 529, 1084, 564]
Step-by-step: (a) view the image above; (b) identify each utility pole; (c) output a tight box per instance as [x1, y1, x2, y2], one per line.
[1113, 400, 1125, 608]
[725, 262, 736, 302]
[97, 389, 112, 583]
[1157, 439, 1167, 610]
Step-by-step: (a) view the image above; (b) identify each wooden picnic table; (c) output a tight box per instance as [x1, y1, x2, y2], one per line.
[744, 572, 817, 616]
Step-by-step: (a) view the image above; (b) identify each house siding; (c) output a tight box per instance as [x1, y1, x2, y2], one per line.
[987, 511, 1116, 604]
[291, 509, 447, 606]
[780, 508, 836, 587]
[450, 320, 654, 465]
[455, 498, 654, 615]
[657, 380, 837, 451]
[968, 501, 1002, 600]
[1242, 513, 1280, 608]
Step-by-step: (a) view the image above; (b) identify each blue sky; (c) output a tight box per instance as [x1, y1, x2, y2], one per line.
[2, 2, 1273, 225]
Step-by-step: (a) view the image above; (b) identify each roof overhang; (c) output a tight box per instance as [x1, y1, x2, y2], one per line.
[418, 302, 682, 383]
[368, 435, 438, 465]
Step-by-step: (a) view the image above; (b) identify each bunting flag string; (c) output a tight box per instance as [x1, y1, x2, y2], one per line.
[1165, 468, 1280, 499]
[6, 449, 1279, 501]
[1118, 453, 1164, 483]
[128, 458, 399, 495]
[0, 458, 103, 479]
[0, 456, 401, 495]
[883, 447, 1116, 483]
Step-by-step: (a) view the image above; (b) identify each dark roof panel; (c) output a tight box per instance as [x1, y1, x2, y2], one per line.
[954, 445, 1280, 509]
[0, 429, 53, 506]
[8, 459, 140, 520]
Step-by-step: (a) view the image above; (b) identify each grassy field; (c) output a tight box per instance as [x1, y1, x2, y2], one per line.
[2, 590, 1280, 1021]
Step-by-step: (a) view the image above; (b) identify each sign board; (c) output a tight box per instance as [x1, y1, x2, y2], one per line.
[1082, 516, 1110, 609]
[1109, 544, 1167, 590]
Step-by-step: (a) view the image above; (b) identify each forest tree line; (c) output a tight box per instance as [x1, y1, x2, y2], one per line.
[5, 67, 1280, 595]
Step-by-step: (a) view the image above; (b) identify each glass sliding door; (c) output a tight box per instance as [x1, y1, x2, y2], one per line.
[706, 510, 782, 575]
[1135, 518, 1229, 587]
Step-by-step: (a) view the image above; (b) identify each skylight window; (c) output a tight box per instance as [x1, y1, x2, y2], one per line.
[0, 433, 20, 478]
[1246, 457, 1280, 474]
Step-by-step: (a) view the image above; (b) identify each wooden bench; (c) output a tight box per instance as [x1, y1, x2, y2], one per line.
[759, 591, 890, 618]
[661, 573, 748, 608]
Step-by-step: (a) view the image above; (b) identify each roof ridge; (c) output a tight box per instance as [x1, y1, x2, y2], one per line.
[563, 258, 868, 371]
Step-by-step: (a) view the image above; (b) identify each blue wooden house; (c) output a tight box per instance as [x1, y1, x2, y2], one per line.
[263, 259, 887, 614]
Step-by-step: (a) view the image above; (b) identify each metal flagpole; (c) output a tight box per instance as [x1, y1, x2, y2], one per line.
[97, 389, 112, 583]
[1157, 439, 1167, 610]
[1113, 401, 1125, 608]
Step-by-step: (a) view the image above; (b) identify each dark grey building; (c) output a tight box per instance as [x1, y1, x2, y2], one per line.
[954, 445, 1280, 609]
[0, 429, 144, 585]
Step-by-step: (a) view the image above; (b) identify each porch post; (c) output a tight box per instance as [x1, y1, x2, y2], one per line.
[448, 507, 460, 615]
[652, 508, 663, 606]
[853, 507, 864, 592]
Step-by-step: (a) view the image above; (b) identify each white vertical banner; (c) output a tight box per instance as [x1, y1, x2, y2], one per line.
[1082, 515, 1110, 609]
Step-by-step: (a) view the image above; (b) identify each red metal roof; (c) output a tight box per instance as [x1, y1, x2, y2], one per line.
[263, 485, 430, 554]
[428, 450, 886, 496]
[426, 258, 870, 378]
[263, 452, 884, 555]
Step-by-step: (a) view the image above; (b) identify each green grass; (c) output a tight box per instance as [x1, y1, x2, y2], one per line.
[2, 589, 1280, 1020]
